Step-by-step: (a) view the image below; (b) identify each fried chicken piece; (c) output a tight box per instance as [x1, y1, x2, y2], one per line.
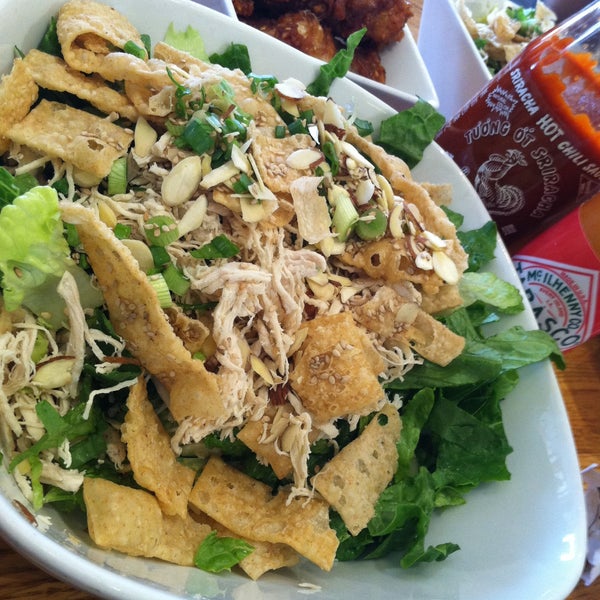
[351, 43, 386, 82]
[252, 0, 334, 19]
[329, 0, 413, 46]
[248, 10, 337, 62]
[232, 0, 254, 17]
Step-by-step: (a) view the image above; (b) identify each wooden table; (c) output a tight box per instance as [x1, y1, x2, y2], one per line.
[1, 1, 599, 598]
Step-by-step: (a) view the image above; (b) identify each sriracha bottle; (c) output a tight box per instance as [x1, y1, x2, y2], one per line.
[436, 2, 600, 252]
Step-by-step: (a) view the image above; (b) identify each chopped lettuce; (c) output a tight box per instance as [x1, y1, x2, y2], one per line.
[194, 531, 254, 573]
[209, 43, 252, 75]
[459, 271, 524, 314]
[306, 28, 366, 97]
[164, 23, 208, 61]
[377, 99, 446, 169]
[0, 186, 103, 328]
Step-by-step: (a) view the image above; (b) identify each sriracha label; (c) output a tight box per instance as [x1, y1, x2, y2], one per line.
[437, 36, 600, 251]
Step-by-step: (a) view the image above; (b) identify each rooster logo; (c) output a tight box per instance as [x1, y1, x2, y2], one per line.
[474, 149, 527, 216]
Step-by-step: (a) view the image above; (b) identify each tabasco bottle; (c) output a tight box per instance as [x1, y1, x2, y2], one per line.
[436, 2, 600, 252]
[513, 192, 600, 351]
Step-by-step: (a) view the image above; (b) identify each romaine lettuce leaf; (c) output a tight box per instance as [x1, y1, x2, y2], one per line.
[0, 187, 71, 311]
[459, 271, 524, 314]
[306, 28, 366, 97]
[194, 531, 254, 573]
[164, 23, 208, 61]
[0, 186, 103, 328]
[378, 99, 446, 168]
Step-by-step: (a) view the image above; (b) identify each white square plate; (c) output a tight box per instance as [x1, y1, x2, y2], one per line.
[0, 1, 587, 599]
[417, 0, 590, 119]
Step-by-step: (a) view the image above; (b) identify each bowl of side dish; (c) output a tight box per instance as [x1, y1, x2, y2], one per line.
[417, 0, 560, 119]
[228, 0, 439, 112]
[0, 1, 587, 599]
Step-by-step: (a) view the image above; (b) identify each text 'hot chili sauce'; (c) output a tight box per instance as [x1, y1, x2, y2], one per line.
[436, 2, 600, 253]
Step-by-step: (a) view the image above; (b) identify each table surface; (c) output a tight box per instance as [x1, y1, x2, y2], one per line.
[1, 1, 599, 598]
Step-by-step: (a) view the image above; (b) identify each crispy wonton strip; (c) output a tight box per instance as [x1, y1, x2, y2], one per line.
[153, 42, 284, 129]
[289, 312, 385, 422]
[189, 456, 339, 571]
[6, 100, 132, 178]
[57, 0, 144, 74]
[0, 59, 38, 154]
[23, 49, 138, 122]
[83, 477, 211, 566]
[312, 403, 401, 535]
[197, 513, 300, 580]
[122, 377, 196, 518]
[59, 202, 224, 423]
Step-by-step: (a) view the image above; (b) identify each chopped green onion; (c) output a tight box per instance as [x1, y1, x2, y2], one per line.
[249, 73, 278, 95]
[274, 125, 286, 139]
[147, 273, 172, 308]
[322, 141, 340, 176]
[113, 223, 132, 240]
[63, 222, 79, 248]
[287, 119, 308, 135]
[192, 351, 206, 361]
[190, 234, 240, 260]
[141, 34, 152, 58]
[353, 118, 374, 138]
[123, 40, 148, 59]
[143, 215, 179, 247]
[330, 188, 358, 242]
[149, 245, 171, 267]
[355, 207, 387, 241]
[107, 157, 128, 195]
[180, 118, 215, 155]
[167, 67, 192, 119]
[162, 263, 191, 296]
[32, 332, 49, 363]
[232, 172, 253, 194]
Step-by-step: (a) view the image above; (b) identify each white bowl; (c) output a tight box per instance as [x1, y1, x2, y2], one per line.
[345, 26, 440, 112]
[0, 1, 587, 599]
[417, 0, 588, 119]
[417, 0, 494, 120]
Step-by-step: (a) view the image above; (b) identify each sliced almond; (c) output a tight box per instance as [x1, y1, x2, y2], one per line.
[322, 98, 346, 129]
[72, 168, 103, 188]
[432, 250, 460, 284]
[200, 160, 239, 189]
[422, 230, 448, 250]
[250, 354, 275, 386]
[286, 148, 322, 171]
[97, 200, 117, 228]
[231, 144, 251, 174]
[355, 179, 375, 205]
[162, 155, 203, 206]
[415, 250, 433, 270]
[178, 195, 208, 237]
[33, 356, 77, 389]
[388, 203, 406, 239]
[307, 278, 336, 301]
[275, 78, 307, 100]
[377, 175, 395, 211]
[121, 239, 154, 272]
[134, 116, 158, 157]
[287, 327, 309, 357]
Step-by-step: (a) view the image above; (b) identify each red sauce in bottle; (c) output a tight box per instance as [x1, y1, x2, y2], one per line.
[436, 4, 600, 252]
[513, 193, 600, 351]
